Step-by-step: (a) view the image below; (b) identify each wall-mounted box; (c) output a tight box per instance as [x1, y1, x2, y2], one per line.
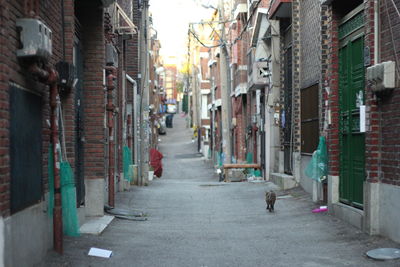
[366, 61, 396, 93]
[56, 61, 76, 92]
[16, 18, 52, 61]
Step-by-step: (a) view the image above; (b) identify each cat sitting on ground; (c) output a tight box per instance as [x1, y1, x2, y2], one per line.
[265, 190, 276, 212]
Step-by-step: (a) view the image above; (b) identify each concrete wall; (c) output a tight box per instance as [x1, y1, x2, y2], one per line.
[85, 179, 105, 217]
[300, 155, 313, 194]
[4, 202, 52, 267]
[379, 183, 400, 243]
[0, 216, 3, 267]
[300, 155, 324, 202]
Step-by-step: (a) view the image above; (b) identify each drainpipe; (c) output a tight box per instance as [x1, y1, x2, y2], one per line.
[106, 67, 116, 207]
[252, 124, 258, 164]
[126, 74, 138, 172]
[374, 0, 379, 65]
[49, 69, 63, 254]
[29, 63, 63, 254]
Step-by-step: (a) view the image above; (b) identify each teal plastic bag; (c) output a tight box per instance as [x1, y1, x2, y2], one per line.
[305, 136, 328, 182]
[123, 146, 133, 182]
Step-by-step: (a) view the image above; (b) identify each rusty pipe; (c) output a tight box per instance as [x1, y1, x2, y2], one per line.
[29, 63, 50, 82]
[28, 63, 62, 254]
[106, 68, 116, 207]
[46, 68, 63, 254]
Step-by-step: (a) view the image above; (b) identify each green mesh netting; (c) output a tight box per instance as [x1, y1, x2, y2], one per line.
[47, 145, 80, 236]
[123, 146, 133, 182]
[60, 161, 80, 237]
[305, 136, 328, 183]
[48, 145, 54, 217]
[216, 151, 223, 167]
[246, 153, 253, 163]
[246, 153, 255, 176]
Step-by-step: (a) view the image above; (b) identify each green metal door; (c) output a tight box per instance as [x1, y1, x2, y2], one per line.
[339, 35, 365, 209]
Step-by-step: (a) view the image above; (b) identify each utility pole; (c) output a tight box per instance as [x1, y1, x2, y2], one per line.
[218, 0, 232, 164]
[139, 0, 150, 185]
[186, 26, 191, 128]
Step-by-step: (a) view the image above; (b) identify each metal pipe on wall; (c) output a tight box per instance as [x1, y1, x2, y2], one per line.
[29, 63, 63, 254]
[126, 74, 138, 182]
[48, 69, 63, 254]
[106, 67, 116, 207]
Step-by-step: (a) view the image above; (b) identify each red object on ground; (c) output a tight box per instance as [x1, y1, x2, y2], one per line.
[150, 148, 163, 177]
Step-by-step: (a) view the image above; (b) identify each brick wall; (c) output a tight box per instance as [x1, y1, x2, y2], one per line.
[364, 0, 380, 183]
[323, 5, 341, 176]
[233, 97, 246, 161]
[300, 0, 321, 88]
[375, 0, 400, 185]
[0, 0, 10, 216]
[0, 0, 67, 216]
[321, 4, 329, 134]
[292, 0, 301, 153]
[78, 5, 106, 180]
[126, 0, 140, 83]
[62, 0, 76, 180]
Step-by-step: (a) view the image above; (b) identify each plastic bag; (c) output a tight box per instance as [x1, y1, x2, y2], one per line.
[305, 136, 328, 182]
[123, 146, 133, 182]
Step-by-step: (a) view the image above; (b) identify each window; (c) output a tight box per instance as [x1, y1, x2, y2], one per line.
[301, 84, 319, 154]
[10, 86, 43, 213]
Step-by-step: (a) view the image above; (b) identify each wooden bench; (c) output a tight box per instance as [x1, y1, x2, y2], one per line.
[223, 163, 261, 170]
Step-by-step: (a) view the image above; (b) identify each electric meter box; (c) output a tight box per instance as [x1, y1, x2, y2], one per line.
[16, 18, 52, 60]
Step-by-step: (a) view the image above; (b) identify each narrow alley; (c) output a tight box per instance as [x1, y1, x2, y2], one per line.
[40, 115, 398, 267]
[2, 1, 400, 266]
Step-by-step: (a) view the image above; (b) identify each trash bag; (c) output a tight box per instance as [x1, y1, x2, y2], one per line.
[150, 148, 163, 177]
[305, 136, 328, 182]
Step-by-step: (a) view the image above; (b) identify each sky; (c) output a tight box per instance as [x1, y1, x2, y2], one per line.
[149, 0, 218, 66]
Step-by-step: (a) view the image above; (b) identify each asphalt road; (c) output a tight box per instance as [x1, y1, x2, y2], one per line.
[40, 114, 399, 267]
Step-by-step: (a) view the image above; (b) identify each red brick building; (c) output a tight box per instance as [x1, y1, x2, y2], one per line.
[0, 0, 146, 265]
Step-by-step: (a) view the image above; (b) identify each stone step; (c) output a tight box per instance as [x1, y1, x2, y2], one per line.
[270, 173, 297, 190]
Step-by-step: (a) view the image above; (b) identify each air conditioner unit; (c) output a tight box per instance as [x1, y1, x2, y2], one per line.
[366, 61, 396, 94]
[16, 18, 52, 61]
[252, 61, 270, 88]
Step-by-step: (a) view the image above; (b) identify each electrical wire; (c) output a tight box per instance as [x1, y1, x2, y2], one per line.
[389, 0, 400, 18]
[232, 0, 262, 45]
[189, 29, 221, 48]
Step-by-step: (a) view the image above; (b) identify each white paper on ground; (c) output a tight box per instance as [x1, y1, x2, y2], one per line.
[88, 247, 113, 258]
